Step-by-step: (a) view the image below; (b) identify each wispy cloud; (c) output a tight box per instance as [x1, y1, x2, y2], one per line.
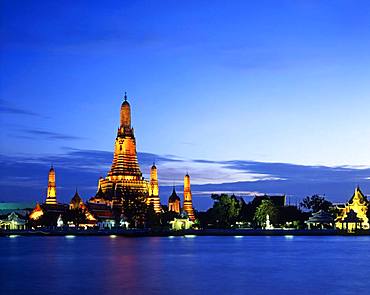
[21, 129, 84, 141]
[0, 99, 45, 118]
[1, 149, 370, 208]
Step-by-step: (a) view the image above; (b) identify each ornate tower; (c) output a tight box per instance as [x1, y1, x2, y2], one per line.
[91, 93, 149, 208]
[168, 186, 181, 214]
[109, 93, 143, 178]
[148, 163, 161, 213]
[183, 173, 195, 221]
[45, 166, 57, 205]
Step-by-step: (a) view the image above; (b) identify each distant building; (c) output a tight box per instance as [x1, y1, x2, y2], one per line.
[69, 190, 97, 226]
[147, 164, 161, 213]
[69, 189, 84, 210]
[168, 187, 181, 214]
[336, 186, 369, 230]
[29, 167, 67, 223]
[0, 212, 27, 230]
[183, 173, 195, 221]
[45, 166, 57, 205]
[29, 203, 44, 220]
[305, 210, 335, 229]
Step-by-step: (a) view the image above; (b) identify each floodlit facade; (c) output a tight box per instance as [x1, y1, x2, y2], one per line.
[336, 186, 369, 230]
[45, 166, 57, 205]
[29, 203, 44, 220]
[147, 164, 161, 213]
[0, 212, 27, 230]
[89, 94, 159, 211]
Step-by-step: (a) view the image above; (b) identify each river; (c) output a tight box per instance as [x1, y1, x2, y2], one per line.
[1, 235, 369, 294]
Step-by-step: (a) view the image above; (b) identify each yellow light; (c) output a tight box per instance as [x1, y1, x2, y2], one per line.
[184, 235, 196, 238]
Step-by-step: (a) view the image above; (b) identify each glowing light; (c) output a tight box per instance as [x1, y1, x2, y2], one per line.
[168, 236, 175, 239]
[9, 235, 19, 238]
[285, 235, 294, 239]
[110, 235, 117, 239]
[184, 235, 196, 238]
[234, 236, 243, 238]
[65, 235, 75, 239]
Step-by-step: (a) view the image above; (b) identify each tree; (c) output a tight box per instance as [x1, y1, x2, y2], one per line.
[300, 195, 332, 213]
[65, 208, 86, 227]
[254, 199, 278, 227]
[277, 205, 307, 229]
[145, 203, 161, 228]
[238, 201, 257, 224]
[210, 194, 241, 228]
[121, 192, 149, 228]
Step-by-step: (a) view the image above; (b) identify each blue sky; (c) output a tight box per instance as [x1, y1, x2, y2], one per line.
[1, 1, 370, 209]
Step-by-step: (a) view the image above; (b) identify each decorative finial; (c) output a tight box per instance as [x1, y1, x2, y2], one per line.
[124, 92, 127, 101]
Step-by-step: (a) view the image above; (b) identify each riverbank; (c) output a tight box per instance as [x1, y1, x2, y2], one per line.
[2, 228, 370, 237]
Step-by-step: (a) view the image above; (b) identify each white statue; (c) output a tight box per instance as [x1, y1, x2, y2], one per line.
[265, 214, 274, 229]
[57, 214, 64, 227]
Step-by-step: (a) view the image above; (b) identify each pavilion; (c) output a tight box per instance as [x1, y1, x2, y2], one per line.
[305, 210, 335, 229]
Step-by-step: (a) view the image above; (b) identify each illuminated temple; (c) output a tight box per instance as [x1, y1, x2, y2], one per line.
[26, 93, 200, 228]
[45, 166, 57, 205]
[90, 93, 161, 213]
[336, 186, 369, 230]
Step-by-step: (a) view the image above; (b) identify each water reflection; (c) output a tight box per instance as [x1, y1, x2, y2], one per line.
[1, 236, 370, 295]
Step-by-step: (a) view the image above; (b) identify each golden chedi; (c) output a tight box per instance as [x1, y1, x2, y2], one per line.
[45, 166, 57, 205]
[183, 173, 195, 221]
[148, 163, 161, 213]
[90, 93, 155, 210]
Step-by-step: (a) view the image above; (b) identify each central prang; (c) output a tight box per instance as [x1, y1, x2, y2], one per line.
[89, 93, 161, 214]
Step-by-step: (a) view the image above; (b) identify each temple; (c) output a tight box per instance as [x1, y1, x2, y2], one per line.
[147, 164, 161, 213]
[336, 186, 369, 230]
[89, 93, 160, 214]
[69, 189, 84, 210]
[45, 166, 57, 205]
[183, 173, 195, 221]
[168, 186, 181, 214]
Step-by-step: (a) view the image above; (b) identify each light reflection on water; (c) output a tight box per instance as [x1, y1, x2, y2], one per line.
[1, 236, 370, 295]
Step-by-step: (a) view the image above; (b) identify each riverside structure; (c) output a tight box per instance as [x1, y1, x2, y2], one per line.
[28, 93, 195, 227]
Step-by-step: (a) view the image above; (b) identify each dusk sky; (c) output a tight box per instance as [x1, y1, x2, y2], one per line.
[1, 1, 370, 209]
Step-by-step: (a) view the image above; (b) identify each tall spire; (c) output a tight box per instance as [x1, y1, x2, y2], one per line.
[120, 92, 131, 128]
[148, 164, 161, 213]
[45, 166, 57, 205]
[183, 173, 195, 221]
